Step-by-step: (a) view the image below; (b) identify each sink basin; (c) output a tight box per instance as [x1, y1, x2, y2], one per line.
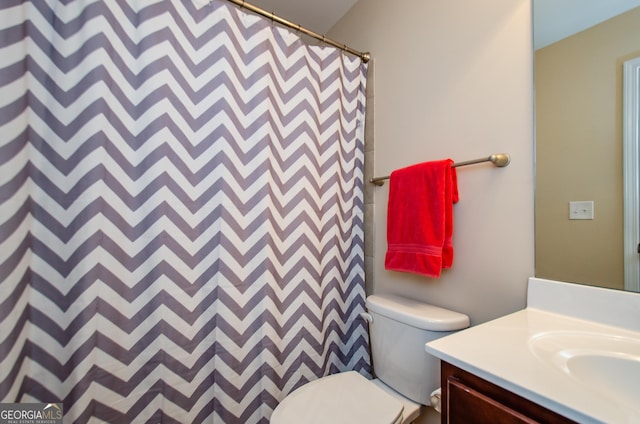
[529, 331, 640, 407]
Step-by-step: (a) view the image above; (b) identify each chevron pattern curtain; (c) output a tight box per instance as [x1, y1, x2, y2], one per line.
[0, 1, 369, 423]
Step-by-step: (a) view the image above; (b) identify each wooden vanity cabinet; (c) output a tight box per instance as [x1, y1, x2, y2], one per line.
[440, 361, 577, 424]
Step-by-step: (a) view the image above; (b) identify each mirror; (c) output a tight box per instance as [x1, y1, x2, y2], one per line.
[534, 1, 640, 291]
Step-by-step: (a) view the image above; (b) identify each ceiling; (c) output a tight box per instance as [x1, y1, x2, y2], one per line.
[245, 0, 640, 51]
[533, 0, 640, 50]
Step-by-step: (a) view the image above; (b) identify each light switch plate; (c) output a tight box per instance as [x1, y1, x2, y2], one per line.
[569, 201, 594, 220]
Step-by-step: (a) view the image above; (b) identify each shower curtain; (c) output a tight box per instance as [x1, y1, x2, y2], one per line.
[0, 1, 369, 422]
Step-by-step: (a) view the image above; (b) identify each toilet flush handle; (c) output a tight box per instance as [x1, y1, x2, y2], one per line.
[360, 312, 373, 323]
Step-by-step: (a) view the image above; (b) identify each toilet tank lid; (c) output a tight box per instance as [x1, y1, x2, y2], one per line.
[366, 294, 470, 331]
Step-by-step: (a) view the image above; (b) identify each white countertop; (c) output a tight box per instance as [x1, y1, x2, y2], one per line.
[425, 277, 640, 424]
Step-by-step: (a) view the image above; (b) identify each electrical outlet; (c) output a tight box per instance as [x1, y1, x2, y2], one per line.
[569, 201, 594, 220]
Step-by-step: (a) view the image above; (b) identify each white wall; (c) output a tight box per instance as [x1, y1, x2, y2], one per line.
[329, 0, 535, 325]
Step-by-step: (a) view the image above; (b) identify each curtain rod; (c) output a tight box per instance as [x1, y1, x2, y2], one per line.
[369, 154, 511, 186]
[225, 0, 370, 63]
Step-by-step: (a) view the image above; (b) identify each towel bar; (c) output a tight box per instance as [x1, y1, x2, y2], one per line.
[369, 153, 510, 186]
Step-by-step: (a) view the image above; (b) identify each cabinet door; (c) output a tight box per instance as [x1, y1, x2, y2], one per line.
[447, 378, 537, 423]
[441, 361, 576, 424]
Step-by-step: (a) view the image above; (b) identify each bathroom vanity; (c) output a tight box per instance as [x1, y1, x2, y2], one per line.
[426, 277, 640, 424]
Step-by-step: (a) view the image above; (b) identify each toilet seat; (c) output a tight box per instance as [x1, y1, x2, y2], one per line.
[270, 371, 404, 424]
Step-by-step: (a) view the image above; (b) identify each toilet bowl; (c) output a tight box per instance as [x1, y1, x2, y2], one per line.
[270, 294, 470, 424]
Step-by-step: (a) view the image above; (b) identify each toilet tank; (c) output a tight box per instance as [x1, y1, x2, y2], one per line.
[366, 294, 470, 405]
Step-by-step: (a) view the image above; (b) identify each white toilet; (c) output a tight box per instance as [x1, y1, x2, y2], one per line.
[270, 293, 470, 424]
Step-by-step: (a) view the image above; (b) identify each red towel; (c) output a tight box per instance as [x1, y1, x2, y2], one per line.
[384, 159, 459, 278]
